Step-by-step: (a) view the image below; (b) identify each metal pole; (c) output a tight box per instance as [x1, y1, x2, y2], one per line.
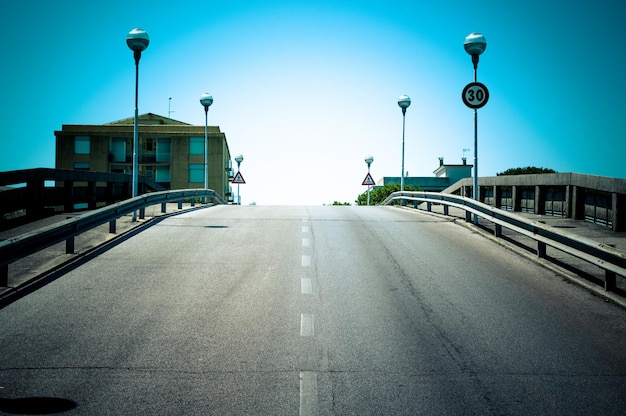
[367, 163, 371, 206]
[401, 108, 406, 192]
[132, 50, 141, 221]
[472, 60, 479, 224]
[204, 106, 209, 204]
[237, 161, 241, 205]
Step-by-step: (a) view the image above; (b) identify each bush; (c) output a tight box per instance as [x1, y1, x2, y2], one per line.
[497, 167, 556, 176]
[356, 184, 421, 205]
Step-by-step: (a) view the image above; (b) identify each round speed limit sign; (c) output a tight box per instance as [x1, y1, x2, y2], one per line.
[462, 82, 489, 109]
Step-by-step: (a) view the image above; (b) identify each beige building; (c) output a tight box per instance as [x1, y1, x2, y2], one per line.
[55, 113, 233, 201]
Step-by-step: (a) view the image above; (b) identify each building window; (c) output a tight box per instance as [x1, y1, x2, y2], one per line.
[110, 138, 126, 162]
[73, 162, 90, 171]
[155, 166, 171, 183]
[74, 136, 90, 154]
[156, 138, 171, 162]
[190, 137, 204, 155]
[189, 164, 203, 183]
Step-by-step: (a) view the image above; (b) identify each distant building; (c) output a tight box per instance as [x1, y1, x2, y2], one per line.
[379, 157, 472, 191]
[55, 113, 233, 200]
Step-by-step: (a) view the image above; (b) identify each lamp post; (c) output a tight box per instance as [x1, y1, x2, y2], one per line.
[397, 95, 411, 192]
[200, 93, 213, 203]
[127, 28, 149, 221]
[234, 154, 244, 205]
[464, 32, 487, 223]
[364, 155, 374, 206]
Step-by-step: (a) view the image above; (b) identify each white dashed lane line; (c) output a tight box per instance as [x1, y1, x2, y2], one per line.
[299, 219, 318, 414]
[300, 313, 315, 337]
[299, 371, 318, 416]
[301, 278, 313, 295]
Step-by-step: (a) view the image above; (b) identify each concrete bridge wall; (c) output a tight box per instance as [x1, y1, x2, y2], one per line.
[446, 173, 626, 232]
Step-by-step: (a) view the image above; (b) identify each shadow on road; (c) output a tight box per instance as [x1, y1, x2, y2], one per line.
[0, 397, 78, 414]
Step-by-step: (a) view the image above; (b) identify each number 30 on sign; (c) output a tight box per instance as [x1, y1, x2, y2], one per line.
[462, 82, 489, 109]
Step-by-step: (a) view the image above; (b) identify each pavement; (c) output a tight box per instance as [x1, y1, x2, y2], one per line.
[2, 202, 625, 308]
[0, 202, 211, 298]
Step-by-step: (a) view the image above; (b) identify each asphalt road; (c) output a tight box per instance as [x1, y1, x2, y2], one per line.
[0, 205, 624, 415]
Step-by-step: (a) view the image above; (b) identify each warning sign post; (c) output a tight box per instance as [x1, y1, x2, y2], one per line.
[362, 173, 375, 186]
[232, 171, 246, 184]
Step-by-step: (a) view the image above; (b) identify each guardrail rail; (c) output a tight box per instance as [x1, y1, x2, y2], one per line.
[0, 189, 225, 286]
[382, 191, 626, 294]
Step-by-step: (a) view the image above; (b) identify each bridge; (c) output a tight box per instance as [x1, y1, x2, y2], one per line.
[0, 192, 625, 414]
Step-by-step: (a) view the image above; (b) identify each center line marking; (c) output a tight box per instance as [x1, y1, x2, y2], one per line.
[300, 313, 314, 337]
[301, 255, 311, 267]
[302, 226, 309, 233]
[299, 371, 318, 416]
[302, 238, 310, 247]
[301, 278, 312, 294]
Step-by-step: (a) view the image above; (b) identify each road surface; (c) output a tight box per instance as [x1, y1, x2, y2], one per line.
[0, 205, 624, 415]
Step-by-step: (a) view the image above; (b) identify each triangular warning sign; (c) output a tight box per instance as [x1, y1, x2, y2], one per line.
[362, 173, 375, 186]
[232, 171, 246, 184]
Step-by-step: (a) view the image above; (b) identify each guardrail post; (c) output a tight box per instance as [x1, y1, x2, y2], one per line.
[605, 270, 617, 292]
[465, 210, 472, 222]
[537, 241, 546, 258]
[427, 202, 432, 212]
[0, 265, 7, 287]
[443, 205, 449, 216]
[66, 237, 75, 254]
[536, 221, 546, 258]
[139, 207, 145, 219]
[161, 202, 166, 213]
[605, 244, 617, 291]
[109, 219, 116, 234]
[178, 200, 183, 209]
[495, 223, 502, 238]
[413, 201, 418, 209]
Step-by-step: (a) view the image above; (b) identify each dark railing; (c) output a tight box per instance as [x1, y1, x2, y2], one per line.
[0, 168, 167, 230]
[0, 188, 225, 286]
[382, 191, 626, 294]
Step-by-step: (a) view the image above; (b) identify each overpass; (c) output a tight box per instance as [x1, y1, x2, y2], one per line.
[0, 198, 625, 414]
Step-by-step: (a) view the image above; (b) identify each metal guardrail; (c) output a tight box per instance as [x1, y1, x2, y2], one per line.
[0, 189, 225, 285]
[382, 191, 626, 293]
[0, 168, 167, 229]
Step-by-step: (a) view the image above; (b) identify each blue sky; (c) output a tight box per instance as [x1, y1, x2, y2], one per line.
[2, 0, 625, 204]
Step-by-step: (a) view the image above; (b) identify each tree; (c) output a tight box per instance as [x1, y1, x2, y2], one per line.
[356, 184, 421, 205]
[497, 166, 556, 176]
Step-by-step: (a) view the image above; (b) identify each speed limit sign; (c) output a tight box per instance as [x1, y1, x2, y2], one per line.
[462, 82, 489, 109]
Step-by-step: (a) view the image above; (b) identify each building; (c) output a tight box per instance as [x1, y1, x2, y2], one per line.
[379, 157, 473, 191]
[55, 113, 233, 200]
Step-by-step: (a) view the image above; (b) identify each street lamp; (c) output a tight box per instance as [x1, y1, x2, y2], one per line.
[364, 155, 374, 206]
[200, 93, 214, 203]
[127, 28, 149, 221]
[464, 32, 487, 81]
[234, 154, 244, 205]
[464, 32, 487, 223]
[397, 95, 411, 192]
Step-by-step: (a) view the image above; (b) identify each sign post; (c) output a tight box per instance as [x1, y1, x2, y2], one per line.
[462, 82, 489, 109]
[232, 171, 246, 184]
[362, 173, 375, 205]
[232, 171, 245, 204]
